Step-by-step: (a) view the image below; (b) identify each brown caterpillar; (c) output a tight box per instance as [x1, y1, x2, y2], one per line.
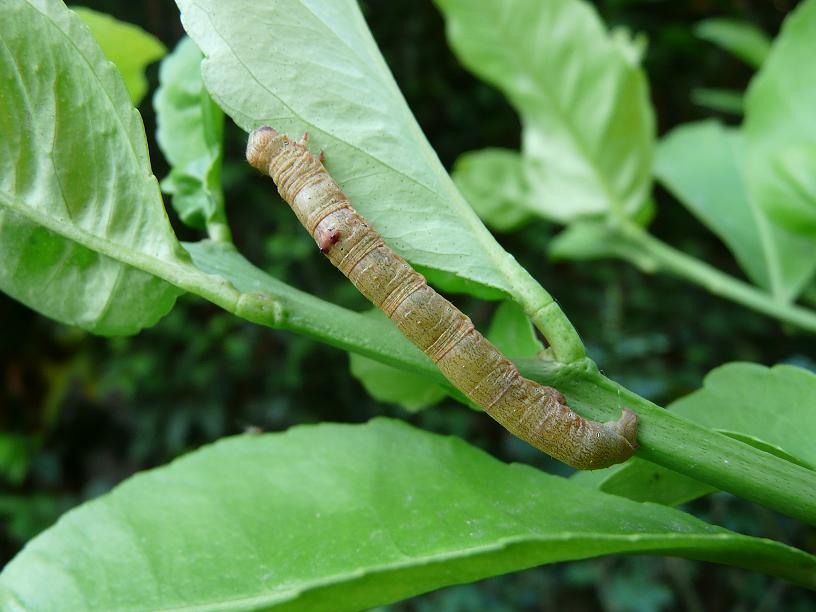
[246, 127, 638, 469]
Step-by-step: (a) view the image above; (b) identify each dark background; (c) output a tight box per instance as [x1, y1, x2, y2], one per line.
[2, 1, 814, 610]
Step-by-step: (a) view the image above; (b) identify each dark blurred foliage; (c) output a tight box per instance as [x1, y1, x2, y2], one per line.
[2, 1, 815, 610]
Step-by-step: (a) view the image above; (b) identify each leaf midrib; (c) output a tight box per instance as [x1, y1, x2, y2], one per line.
[491, 3, 632, 217]
[189, 0, 533, 297]
[148, 531, 814, 610]
[0, 190, 240, 312]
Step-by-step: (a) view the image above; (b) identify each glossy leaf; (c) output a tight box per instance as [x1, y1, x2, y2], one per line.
[655, 120, 816, 300]
[71, 6, 165, 105]
[695, 18, 771, 69]
[574, 363, 816, 505]
[0, 0, 184, 335]
[2, 419, 815, 610]
[174, 0, 527, 297]
[452, 149, 534, 232]
[437, 0, 654, 222]
[744, 0, 816, 235]
[154, 36, 229, 241]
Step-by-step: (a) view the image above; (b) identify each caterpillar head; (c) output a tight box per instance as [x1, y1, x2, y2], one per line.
[246, 126, 286, 173]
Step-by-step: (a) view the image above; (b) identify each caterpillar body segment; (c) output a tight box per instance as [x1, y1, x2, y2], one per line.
[246, 126, 638, 469]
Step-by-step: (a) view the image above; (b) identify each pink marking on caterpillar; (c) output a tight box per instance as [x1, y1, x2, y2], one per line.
[316, 225, 341, 253]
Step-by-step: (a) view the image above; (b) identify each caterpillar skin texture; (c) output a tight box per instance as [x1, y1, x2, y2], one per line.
[246, 127, 638, 469]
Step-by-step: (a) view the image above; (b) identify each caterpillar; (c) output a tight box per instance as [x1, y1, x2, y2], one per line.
[246, 127, 638, 469]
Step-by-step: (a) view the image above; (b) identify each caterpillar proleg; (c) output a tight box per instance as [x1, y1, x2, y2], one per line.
[246, 127, 638, 469]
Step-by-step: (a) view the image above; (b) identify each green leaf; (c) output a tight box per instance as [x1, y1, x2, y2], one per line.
[690, 88, 744, 115]
[349, 312, 447, 412]
[415, 265, 508, 302]
[744, 0, 816, 235]
[437, 0, 654, 223]
[654, 120, 816, 300]
[571, 458, 716, 507]
[154, 36, 230, 241]
[2, 420, 814, 610]
[694, 18, 771, 69]
[574, 363, 816, 505]
[174, 0, 586, 363]
[452, 149, 534, 232]
[71, 6, 165, 105]
[0, 0, 185, 335]
[671, 363, 816, 470]
[549, 221, 660, 273]
[349, 353, 447, 413]
[175, 0, 525, 298]
[486, 301, 544, 358]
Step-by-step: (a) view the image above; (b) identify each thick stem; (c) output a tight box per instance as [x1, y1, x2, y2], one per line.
[520, 358, 816, 527]
[617, 219, 816, 334]
[517, 268, 586, 363]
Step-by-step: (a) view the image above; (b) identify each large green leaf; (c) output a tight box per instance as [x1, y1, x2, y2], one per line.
[452, 149, 534, 232]
[655, 120, 816, 300]
[154, 36, 229, 241]
[71, 6, 165, 105]
[2, 419, 814, 610]
[573, 363, 816, 505]
[437, 0, 654, 223]
[694, 18, 771, 69]
[0, 0, 185, 335]
[174, 0, 587, 363]
[744, 0, 816, 235]
[174, 0, 527, 298]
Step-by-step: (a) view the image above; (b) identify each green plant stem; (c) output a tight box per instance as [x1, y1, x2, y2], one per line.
[206, 219, 232, 243]
[522, 358, 816, 527]
[455, 205, 586, 362]
[184, 243, 816, 526]
[510, 263, 586, 363]
[616, 219, 816, 333]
